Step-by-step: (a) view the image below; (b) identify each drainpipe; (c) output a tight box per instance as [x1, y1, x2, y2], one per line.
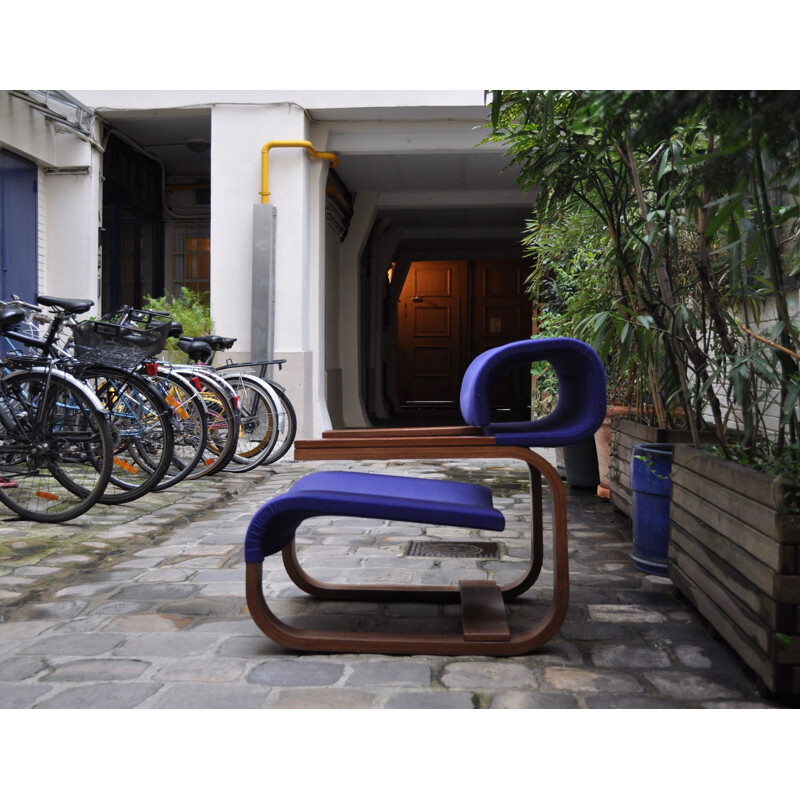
[251, 140, 339, 364]
[259, 140, 340, 203]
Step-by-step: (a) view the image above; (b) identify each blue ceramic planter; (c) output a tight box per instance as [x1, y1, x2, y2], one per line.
[630, 443, 673, 575]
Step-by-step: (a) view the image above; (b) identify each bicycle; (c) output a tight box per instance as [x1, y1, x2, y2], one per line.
[103, 307, 255, 476]
[178, 335, 297, 466]
[0, 302, 114, 522]
[2, 297, 176, 505]
[95, 307, 209, 490]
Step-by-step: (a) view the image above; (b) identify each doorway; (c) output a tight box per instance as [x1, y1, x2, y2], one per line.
[396, 258, 533, 419]
[0, 149, 38, 302]
[100, 135, 164, 313]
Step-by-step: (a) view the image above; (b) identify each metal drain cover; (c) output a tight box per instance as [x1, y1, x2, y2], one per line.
[405, 541, 499, 558]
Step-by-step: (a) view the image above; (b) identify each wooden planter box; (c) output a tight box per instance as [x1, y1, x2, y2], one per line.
[607, 418, 696, 521]
[668, 445, 800, 697]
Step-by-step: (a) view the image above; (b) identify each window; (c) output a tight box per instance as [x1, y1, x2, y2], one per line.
[182, 236, 210, 302]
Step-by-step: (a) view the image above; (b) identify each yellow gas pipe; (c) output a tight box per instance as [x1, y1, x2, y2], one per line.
[260, 140, 340, 203]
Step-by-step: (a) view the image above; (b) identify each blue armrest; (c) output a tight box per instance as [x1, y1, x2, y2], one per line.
[459, 337, 606, 447]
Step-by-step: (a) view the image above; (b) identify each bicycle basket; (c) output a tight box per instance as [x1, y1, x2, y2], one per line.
[71, 319, 171, 369]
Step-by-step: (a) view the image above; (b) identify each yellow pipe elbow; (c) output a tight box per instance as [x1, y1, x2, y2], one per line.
[260, 140, 340, 204]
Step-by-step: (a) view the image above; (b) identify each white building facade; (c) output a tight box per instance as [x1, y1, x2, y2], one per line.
[0, 90, 535, 447]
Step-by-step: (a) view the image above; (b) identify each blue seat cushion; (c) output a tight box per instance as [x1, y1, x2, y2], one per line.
[460, 337, 607, 447]
[244, 471, 505, 563]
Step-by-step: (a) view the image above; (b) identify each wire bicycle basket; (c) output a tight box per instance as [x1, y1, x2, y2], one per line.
[71, 319, 171, 370]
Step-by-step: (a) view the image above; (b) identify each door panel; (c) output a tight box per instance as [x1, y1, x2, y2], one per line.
[472, 259, 533, 416]
[397, 260, 467, 405]
[0, 150, 37, 302]
[396, 258, 533, 415]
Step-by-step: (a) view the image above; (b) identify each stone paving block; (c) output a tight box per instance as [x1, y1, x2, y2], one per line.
[584, 695, 688, 709]
[0, 656, 48, 681]
[152, 657, 246, 683]
[192, 569, 247, 583]
[43, 658, 151, 682]
[345, 660, 432, 688]
[88, 600, 154, 617]
[53, 582, 121, 599]
[155, 598, 244, 618]
[0, 620, 55, 642]
[196, 583, 244, 598]
[641, 671, 744, 701]
[587, 604, 668, 624]
[542, 666, 644, 695]
[491, 691, 579, 709]
[440, 661, 539, 691]
[247, 659, 345, 687]
[112, 583, 198, 601]
[217, 634, 288, 658]
[35, 682, 161, 709]
[590, 643, 672, 669]
[114, 632, 220, 658]
[383, 690, 476, 709]
[49, 616, 106, 635]
[102, 614, 191, 633]
[21, 633, 126, 657]
[134, 569, 190, 584]
[269, 688, 376, 708]
[181, 544, 239, 556]
[1, 684, 54, 708]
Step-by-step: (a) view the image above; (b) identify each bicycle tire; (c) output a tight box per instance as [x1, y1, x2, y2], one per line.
[0, 368, 113, 522]
[215, 367, 297, 464]
[219, 372, 279, 473]
[172, 368, 240, 478]
[142, 367, 209, 490]
[80, 366, 174, 504]
[258, 381, 297, 464]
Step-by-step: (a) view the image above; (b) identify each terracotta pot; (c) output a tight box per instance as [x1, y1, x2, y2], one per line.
[594, 404, 630, 499]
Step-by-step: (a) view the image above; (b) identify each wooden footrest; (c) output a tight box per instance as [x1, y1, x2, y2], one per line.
[459, 580, 510, 642]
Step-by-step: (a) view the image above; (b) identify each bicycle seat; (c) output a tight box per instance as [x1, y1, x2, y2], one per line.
[194, 335, 237, 351]
[0, 306, 26, 330]
[36, 295, 94, 315]
[177, 337, 214, 362]
[166, 321, 184, 338]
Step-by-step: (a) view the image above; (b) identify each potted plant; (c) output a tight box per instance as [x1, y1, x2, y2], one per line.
[142, 287, 215, 361]
[489, 90, 800, 696]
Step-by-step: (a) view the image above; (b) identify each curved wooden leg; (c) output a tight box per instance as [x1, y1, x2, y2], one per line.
[247, 447, 570, 656]
[282, 456, 545, 602]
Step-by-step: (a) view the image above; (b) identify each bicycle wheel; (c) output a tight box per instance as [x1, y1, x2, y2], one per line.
[143, 367, 208, 490]
[219, 373, 278, 473]
[258, 381, 297, 464]
[81, 366, 174, 504]
[215, 368, 297, 465]
[0, 369, 113, 522]
[173, 368, 239, 478]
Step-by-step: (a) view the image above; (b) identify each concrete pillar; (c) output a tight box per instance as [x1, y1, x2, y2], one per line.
[211, 103, 333, 440]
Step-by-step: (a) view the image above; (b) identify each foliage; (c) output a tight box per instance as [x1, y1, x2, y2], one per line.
[488, 90, 800, 481]
[142, 287, 214, 349]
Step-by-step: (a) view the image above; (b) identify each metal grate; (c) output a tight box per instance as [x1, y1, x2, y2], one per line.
[404, 541, 499, 558]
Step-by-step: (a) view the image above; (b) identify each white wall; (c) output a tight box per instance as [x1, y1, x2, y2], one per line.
[210, 103, 335, 439]
[1, 92, 102, 312]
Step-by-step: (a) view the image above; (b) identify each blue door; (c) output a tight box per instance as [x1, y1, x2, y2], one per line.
[0, 149, 38, 302]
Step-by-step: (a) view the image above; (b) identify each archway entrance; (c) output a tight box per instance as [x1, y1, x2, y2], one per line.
[396, 258, 534, 422]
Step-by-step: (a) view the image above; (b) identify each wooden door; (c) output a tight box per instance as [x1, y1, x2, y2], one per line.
[397, 261, 468, 406]
[471, 259, 534, 416]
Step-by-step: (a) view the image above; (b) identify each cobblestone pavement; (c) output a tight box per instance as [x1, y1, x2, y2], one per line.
[0, 452, 785, 709]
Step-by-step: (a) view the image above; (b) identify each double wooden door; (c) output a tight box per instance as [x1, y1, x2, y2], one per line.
[397, 259, 533, 415]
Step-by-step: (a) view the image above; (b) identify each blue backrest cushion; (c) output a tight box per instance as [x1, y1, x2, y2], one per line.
[460, 338, 606, 447]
